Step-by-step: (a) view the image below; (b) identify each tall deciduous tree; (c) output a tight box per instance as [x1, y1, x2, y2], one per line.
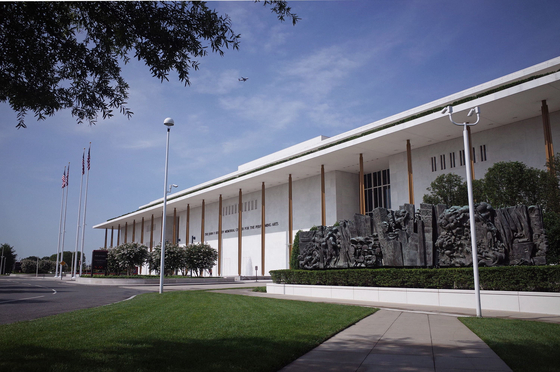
[0, 1, 299, 128]
[1, 243, 17, 273]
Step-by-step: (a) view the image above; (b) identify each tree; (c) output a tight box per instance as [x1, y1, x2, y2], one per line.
[1, 243, 17, 274]
[423, 173, 468, 206]
[20, 259, 55, 274]
[289, 230, 302, 269]
[184, 243, 218, 277]
[107, 242, 148, 276]
[148, 243, 187, 276]
[49, 251, 85, 271]
[483, 161, 556, 209]
[1, 1, 299, 128]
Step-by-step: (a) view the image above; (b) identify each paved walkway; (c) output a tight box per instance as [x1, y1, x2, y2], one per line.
[279, 310, 511, 372]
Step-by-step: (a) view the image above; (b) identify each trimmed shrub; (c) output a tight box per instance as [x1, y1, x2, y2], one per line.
[270, 266, 560, 292]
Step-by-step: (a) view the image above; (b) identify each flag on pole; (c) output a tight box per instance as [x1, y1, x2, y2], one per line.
[82, 149, 85, 175]
[62, 168, 66, 189]
[66, 164, 69, 187]
[87, 145, 91, 171]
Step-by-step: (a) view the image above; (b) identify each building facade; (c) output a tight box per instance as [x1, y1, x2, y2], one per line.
[94, 57, 560, 277]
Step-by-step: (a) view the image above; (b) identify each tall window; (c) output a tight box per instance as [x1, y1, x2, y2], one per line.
[440, 154, 446, 170]
[431, 156, 437, 172]
[449, 152, 456, 168]
[364, 169, 391, 216]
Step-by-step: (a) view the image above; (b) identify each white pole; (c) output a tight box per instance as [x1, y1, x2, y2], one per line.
[61, 162, 70, 278]
[463, 125, 482, 317]
[444, 105, 482, 318]
[160, 118, 174, 294]
[73, 150, 85, 279]
[55, 167, 66, 277]
[79, 144, 91, 277]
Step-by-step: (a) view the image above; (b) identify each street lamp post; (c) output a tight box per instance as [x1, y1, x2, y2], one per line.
[159, 117, 175, 294]
[443, 105, 482, 317]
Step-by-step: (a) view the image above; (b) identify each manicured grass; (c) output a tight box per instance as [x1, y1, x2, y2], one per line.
[0, 291, 375, 372]
[252, 286, 267, 292]
[460, 317, 560, 372]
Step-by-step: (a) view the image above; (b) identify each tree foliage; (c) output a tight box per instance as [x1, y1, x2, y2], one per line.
[423, 173, 468, 206]
[107, 242, 148, 276]
[1, 243, 17, 273]
[20, 259, 55, 274]
[0, 1, 299, 128]
[184, 243, 218, 276]
[148, 243, 187, 276]
[49, 251, 84, 271]
[289, 230, 302, 269]
[482, 161, 558, 210]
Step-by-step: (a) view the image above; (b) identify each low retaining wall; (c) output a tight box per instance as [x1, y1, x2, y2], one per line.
[266, 283, 560, 316]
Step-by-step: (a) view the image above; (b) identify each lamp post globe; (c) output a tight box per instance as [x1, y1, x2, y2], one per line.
[160, 117, 174, 294]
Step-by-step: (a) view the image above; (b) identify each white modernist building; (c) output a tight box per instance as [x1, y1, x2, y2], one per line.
[94, 57, 560, 277]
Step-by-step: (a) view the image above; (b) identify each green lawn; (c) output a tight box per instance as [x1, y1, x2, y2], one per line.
[460, 317, 560, 372]
[0, 291, 375, 372]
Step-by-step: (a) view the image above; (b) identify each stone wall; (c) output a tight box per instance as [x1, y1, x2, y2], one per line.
[298, 203, 547, 269]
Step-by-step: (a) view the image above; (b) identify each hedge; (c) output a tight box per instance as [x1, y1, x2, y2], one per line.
[269, 266, 560, 292]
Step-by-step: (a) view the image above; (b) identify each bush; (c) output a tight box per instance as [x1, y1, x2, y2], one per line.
[107, 242, 148, 276]
[289, 230, 302, 270]
[270, 266, 560, 292]
[184, 243, 218, 276]
[148, 243, 186, 276]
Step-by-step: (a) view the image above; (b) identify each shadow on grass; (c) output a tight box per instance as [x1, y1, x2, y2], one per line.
[1, 336, 310, 372]
[460, 317, 560, 372]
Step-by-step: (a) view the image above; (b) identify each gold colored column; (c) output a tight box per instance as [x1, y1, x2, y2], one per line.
[141, 217, 144, 244]
[238, 189, 243, 275]
[150, 215, 154, 250]
[467, 127, 475, 181]
[261, 182, 265, 276]
[359, 154, 365, 214]
[110, 227, 114, 247]
[201, 200, 205, 243]
[321, 165, 326, 226]
[104, 229, 108, 249]
[132, 220, 135, 242]
[117, 224, 120, 246]
[542, 100, 555, 172]
[186, 204, 190, 245]
[173, 208, 177, 244]
[218, 195, 222, 276]
[407, 140, 414, 205]
[288, 174, 293, 259]
[124, 222, 128, 243]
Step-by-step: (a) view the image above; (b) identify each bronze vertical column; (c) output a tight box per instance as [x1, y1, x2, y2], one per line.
[407, 140, 414, 205]
[238, 189, 243, 276]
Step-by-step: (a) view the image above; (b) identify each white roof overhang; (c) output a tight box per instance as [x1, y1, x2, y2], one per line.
[93, 59, 560, 230]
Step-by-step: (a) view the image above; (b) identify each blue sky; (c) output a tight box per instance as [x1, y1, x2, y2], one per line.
[2, 0, 560, 263]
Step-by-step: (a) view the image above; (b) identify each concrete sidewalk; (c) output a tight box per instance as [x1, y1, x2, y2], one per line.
[279, 310, 511, 372]
[215, 287, 560, 372]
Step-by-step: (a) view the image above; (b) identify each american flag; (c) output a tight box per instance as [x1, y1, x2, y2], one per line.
[82, 150, 85, 175]
[62, 168, 66, 189]
[66, 164, 69, 187]
[87, 145, 91, 171]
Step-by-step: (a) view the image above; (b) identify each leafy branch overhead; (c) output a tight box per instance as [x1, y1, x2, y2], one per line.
[0, 1, 299, 128]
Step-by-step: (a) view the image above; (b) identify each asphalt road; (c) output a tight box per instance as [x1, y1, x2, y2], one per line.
[0, 277, 147, 325]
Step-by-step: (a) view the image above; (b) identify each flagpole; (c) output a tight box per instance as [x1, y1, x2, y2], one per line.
[60, 162, 70, 278]
[79, 143, 91, 277]
[72, 149, 85, 279]
[55, 166, 66, 277]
